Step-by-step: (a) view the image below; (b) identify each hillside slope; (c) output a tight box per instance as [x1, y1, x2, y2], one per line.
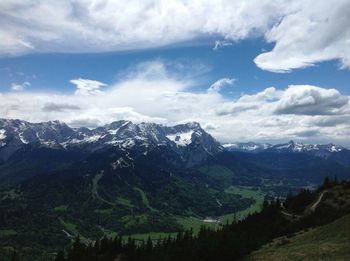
[244, 213, 350, 261]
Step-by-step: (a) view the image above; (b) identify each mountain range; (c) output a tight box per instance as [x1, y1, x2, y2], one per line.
[0, 119, 224, 186]
[1, 118, 350, 186]
[224, 140, 350, 167]
[1, 119, 350, 259]
[224, 140, 346, 154]
[0, 119, 222, 165]
[1, 118, 348, 170]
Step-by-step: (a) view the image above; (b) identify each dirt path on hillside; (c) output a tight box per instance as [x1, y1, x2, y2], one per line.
[310, 191, 327, 212]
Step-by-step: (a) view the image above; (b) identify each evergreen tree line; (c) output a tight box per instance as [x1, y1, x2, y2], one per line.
[44, 178, 348, 261]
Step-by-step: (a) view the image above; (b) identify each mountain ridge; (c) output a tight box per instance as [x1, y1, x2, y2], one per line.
[2, 118, 348, 154]
[0, 118, 223, 168]
[223, 140, 350, 167]
[223, 140, 347, 153]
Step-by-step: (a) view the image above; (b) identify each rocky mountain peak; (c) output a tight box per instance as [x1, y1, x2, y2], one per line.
[0, 119, 222, 167]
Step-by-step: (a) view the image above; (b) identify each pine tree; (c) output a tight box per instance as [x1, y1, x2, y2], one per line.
[55, 250, 65, 261]
[146, 236, 153, 251]
[10, 250, 20, 261]
[67, 235, 85, 261]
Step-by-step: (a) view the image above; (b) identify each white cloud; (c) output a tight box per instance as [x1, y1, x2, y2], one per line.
[213, 40, 232, 51]
[1, 0, 279, 56]
[0, 61, 350, 146]
[208, 78, 235, 93]
[10, 81, 30, 91]
[42, 102, 80, 112]
[254, 0, 350, 72]
[70, 78, 107, 96]
[274, 85, 349, 115]
[1, 0, 287, 56]
[1, 1, 350, 72]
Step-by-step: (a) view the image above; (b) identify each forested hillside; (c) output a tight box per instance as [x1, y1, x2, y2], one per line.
[48, 179, 350, 261]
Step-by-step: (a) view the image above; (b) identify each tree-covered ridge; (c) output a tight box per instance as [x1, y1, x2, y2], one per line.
[0, 161, 255, 260]
[52, 178, 350, 261]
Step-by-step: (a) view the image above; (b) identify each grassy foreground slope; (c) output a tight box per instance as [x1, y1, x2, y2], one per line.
[244, 213, 350, 261]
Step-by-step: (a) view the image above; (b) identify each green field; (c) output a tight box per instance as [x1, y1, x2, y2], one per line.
[53, 205, 68, 212]
[91, 172, 103, 199]
[1, 188, 20, 200]
[176, 216, 216, 233]
[121, 215, 215, 241]
[122, 232, 177, 241]
[220, 186, 265, 224]
[199, 164, 235, 176]
[115, 197, 134, 208]
[134, 187, 155, 211]
[119, 186, 264, 241]
[94, 208, 113, 214]
[53, 183, 265, 245]
[59, 217, 79, 235]
[0, 229, 17, 237]
[58, 218, 91, 244]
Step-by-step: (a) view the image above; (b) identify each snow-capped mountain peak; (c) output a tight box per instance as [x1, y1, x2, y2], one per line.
[0, 119, 222, 166]
[166, 131, 194, 147]
[268, 140, 346, 153]
[223, 140, 348, 164]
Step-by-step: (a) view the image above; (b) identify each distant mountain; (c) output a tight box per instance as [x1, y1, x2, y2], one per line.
[223, 140, 346, 154]
[266, 140, 346, 154]
[223, 140, 350, 167]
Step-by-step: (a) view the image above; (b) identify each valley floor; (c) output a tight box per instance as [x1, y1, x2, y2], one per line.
[118, 185, 264, 241]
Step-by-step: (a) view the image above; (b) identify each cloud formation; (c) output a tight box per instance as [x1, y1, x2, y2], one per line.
[274, 85, 349, 115]
[0, 61, 349, 145]
[42, 102, 80, 112]
[213, 40, 232, 51]
[1, 0, 350, 72]
[11, 81, 30, 91]
[254, 1, 350, 72]
[70, 78, 106, 96]
[208, 78, 235, 93]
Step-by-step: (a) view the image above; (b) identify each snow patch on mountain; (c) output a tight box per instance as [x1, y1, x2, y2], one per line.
[108, 129, 119, 135]
[0, 129, 6, 140]
[0, 129, 6, 148]
[329, 145, 342, 152]
[19, 133, 29, 144]
[85, 134, 104, 143]
[167, 131, 194, 147]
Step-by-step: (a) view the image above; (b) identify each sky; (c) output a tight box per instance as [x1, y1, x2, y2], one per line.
[0, 0, 350, 145]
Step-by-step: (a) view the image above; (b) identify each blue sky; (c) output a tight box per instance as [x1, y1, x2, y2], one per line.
[1, 38, 349, 96]
[1, 0, 350, 145]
